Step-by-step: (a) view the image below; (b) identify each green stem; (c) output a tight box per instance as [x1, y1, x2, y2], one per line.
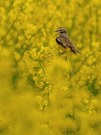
[38, 61, 46, 75]
[70, 52, 95, 77]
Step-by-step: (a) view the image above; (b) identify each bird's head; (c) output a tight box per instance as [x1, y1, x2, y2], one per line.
[55, 27, 67, 34]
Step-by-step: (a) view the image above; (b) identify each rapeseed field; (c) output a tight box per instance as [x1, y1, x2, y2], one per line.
[0, 0, 101, 135]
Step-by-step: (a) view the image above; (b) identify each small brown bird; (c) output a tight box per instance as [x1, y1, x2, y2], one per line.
[55, 27, 80, 54]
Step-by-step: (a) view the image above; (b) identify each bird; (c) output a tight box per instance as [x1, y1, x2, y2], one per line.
[55, 27, 80, 54]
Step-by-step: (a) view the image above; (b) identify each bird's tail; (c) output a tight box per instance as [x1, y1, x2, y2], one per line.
[71, 47, 81, 54]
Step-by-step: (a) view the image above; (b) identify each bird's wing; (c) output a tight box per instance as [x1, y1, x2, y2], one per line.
[63, 35, 75, 48]
[56, 35, 80, 54]
[63, 36, 80, 53]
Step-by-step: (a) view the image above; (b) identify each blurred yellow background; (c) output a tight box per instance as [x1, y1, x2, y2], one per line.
[0, 0, 101, 135]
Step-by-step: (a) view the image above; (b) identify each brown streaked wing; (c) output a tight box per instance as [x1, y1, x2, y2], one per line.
[63, 35, 78, 53]
[63, 35, 75, 48]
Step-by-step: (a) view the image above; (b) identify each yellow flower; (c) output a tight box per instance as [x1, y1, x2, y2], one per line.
[0, 0, 101, 134]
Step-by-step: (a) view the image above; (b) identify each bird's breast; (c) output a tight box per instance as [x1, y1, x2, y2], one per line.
[56, 37, 67, 49]
[56, 37, 61, 45]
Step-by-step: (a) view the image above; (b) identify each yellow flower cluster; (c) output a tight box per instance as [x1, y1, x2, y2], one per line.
[0, 0, 101, 135]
